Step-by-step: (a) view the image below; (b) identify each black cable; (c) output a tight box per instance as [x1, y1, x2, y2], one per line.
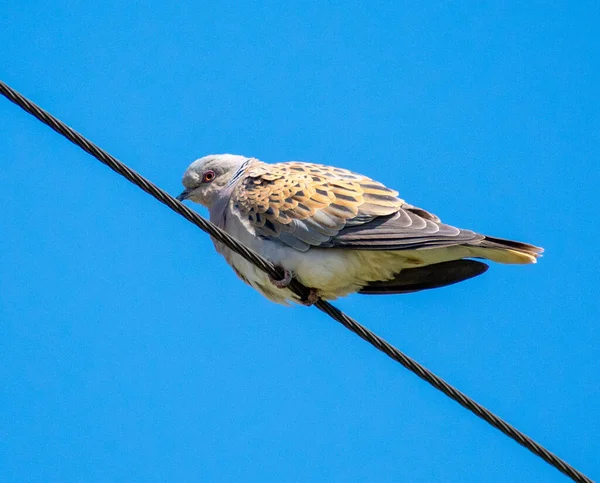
[0, 80, 592, 483]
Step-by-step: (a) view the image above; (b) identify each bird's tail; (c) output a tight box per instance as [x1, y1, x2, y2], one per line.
[468, 236, 544, 264]
[359, 260, 489, 295]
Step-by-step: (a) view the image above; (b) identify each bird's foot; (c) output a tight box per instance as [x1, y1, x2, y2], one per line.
[269, 267, 319, 306]
[269, 267, 293, 288]
[299, 288, 320, 307]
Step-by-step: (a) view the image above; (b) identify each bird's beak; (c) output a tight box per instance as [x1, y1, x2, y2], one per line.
[176, 189, 191, 201]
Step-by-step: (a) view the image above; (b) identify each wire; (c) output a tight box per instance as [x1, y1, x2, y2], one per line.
[0, 80, 592, 483]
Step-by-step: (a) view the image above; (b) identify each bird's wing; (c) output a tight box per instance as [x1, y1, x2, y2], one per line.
[231, 161, 482, 252]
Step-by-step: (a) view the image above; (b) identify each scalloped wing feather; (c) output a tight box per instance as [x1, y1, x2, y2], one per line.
[231, 161, 479, 251]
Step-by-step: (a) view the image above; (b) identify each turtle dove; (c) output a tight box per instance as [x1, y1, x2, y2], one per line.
[177, 154, 543, 305]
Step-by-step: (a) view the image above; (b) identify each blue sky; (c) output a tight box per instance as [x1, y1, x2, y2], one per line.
[1, 1, 598, 481]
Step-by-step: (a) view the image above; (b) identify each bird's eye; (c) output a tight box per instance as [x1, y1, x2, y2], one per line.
[202, 170, 216, 183]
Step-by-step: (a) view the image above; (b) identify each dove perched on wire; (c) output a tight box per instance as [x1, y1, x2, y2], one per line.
[177, 154, 542, 305]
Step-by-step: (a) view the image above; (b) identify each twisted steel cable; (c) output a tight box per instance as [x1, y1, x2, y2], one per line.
[0, 80, 592, 483]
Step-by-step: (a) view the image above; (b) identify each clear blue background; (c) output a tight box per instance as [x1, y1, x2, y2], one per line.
[1, 2, 598, 482]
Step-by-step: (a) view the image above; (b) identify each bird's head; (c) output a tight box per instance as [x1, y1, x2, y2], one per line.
[177, 154, 250, 208]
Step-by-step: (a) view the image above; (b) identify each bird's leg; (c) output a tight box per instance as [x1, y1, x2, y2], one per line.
[269, 266, 293, 288]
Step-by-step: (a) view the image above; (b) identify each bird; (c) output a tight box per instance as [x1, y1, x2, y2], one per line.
[177, 154, 543, 305]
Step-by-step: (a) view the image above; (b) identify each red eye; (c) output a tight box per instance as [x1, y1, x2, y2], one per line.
[202, 170, 216, 183]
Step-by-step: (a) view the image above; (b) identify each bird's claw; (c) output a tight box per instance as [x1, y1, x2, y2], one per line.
[300, 288, 319, 306]
[269, 267, 293, 288]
